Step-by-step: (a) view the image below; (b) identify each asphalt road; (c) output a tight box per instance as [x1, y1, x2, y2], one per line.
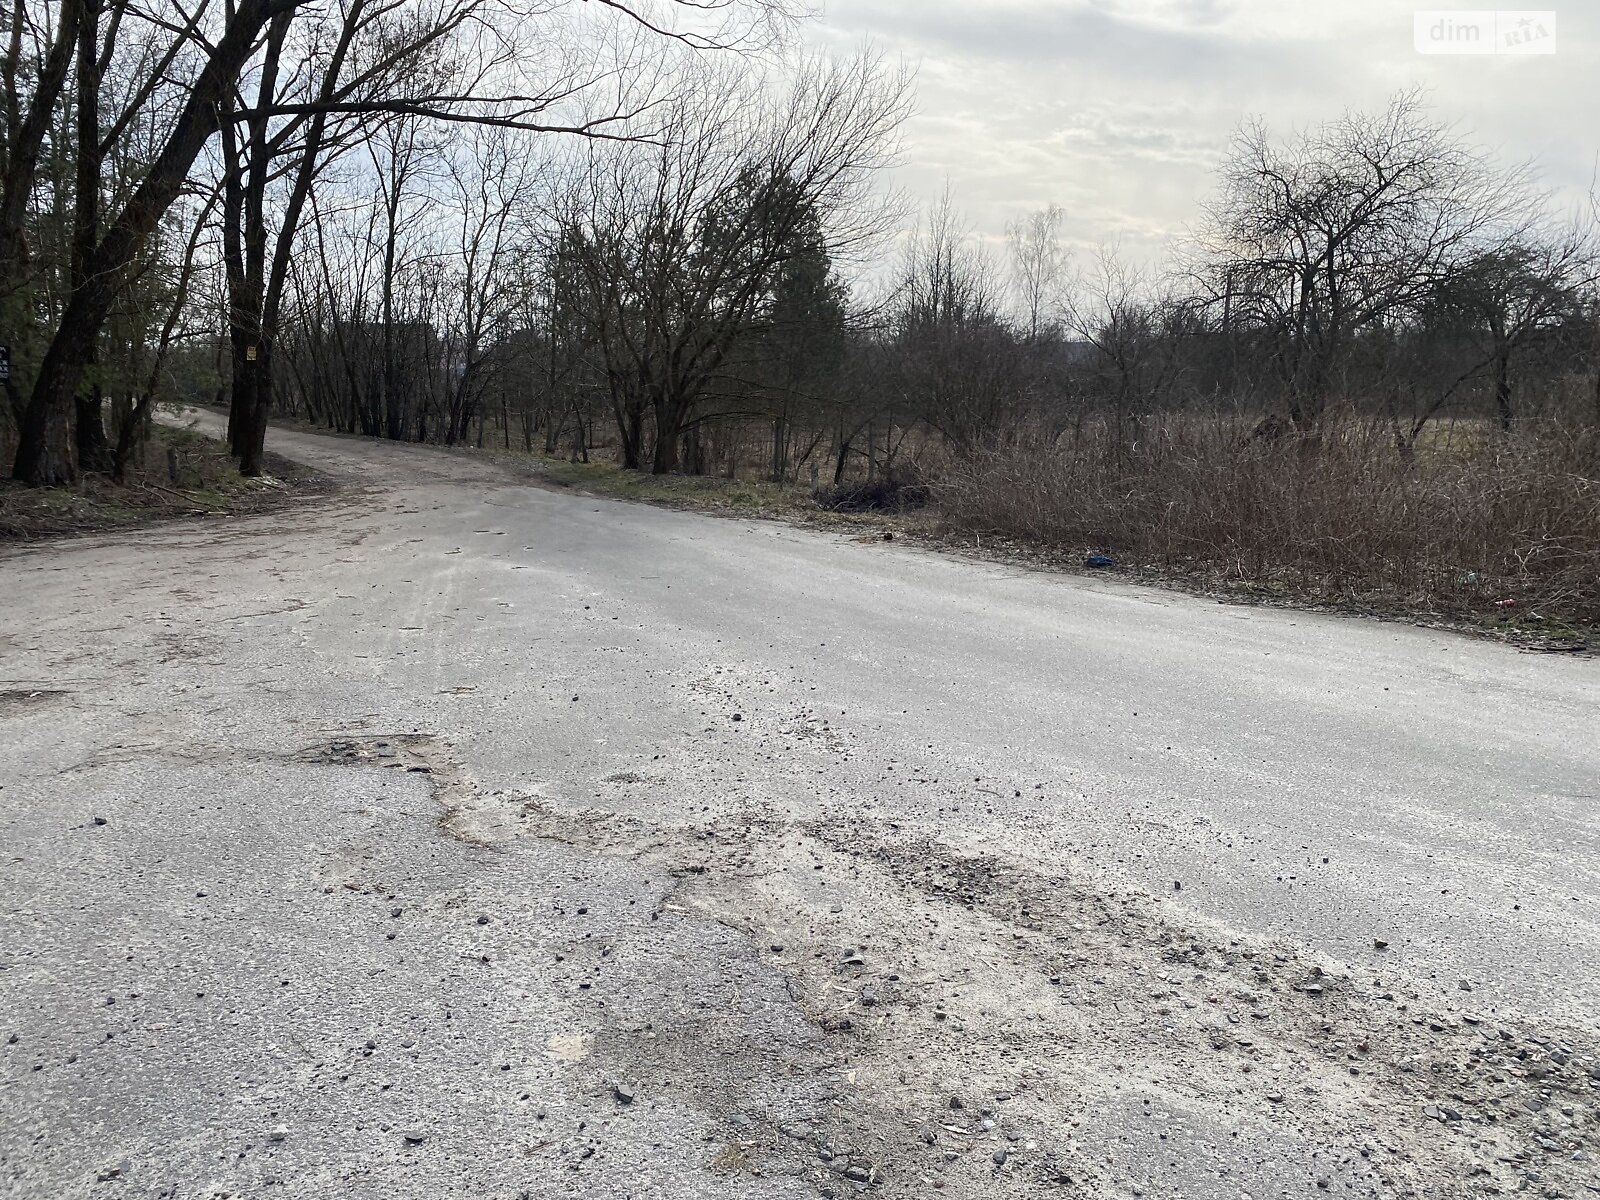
[3, 412, 1596, 1199]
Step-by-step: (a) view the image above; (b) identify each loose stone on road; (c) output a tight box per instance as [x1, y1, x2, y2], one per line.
[2, 413, 1596, 1199]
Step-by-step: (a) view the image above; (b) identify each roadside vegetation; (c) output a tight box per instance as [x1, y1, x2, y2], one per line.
[1, 3, 1596, 637]
[934, 414, 1600, 634]
[0, 424, 326, 540]
[539, 458, 814, 521]
[525, 426, 1599, 646]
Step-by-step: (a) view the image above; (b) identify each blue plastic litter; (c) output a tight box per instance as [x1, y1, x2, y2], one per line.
[1085, 553, 1117, 569]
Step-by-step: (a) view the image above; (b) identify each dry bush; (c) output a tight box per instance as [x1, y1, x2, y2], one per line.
[814, 474, 931, 513]
[932, 410, 1600, 624]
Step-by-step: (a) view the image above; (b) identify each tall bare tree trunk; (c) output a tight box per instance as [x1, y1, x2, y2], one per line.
[651, 393, 685, 473]
[14, 0, 296, 485]
[70, 0, 110, 472]
[0, 0, 82, 408]
[1493, 345, 1514, 433]
[230, 12, 292, 477]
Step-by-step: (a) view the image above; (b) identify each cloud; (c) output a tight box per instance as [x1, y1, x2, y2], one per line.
[809, 0, 1600, 265]
[822, 0, 1350, 90]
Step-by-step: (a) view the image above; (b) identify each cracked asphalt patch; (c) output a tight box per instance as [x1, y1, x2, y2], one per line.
[511, 790, 1600, 1198]
[1, 747, 821, 1200]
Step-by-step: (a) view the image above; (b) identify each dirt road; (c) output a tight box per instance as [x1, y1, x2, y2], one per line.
[3, 412, 1596, 1199]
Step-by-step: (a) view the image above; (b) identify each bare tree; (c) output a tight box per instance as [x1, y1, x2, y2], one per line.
[1199, 91, 1531, 426]
[8, 0, 805, 483]
[887, 189, 1022, 453]
[1437, 220, 1599, 430]
[1062, 245, 1183, 454]
[555, 51, 908, 473]
[0, 0, 82, 392]
[1007, 203, 1065, 343]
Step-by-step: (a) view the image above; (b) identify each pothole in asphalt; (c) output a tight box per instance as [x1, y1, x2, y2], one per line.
[301, 734, 506, 848]
[292, 738, 1600, 1198]
[505, 797, 1600, 1198]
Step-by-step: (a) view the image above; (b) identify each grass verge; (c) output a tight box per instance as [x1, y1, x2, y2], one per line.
[931, 417, 1598, 652]
[0, 424, 335, 541]
[537, 458, 822, 521]
[529, 437, 1596, 652]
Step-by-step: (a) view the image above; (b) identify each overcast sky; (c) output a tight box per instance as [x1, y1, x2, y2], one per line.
[803, 1, 1595, 263]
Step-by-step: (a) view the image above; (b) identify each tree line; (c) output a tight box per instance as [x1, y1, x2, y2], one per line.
[0, 0, 821, 483]
[4, 0, 1598, 491]
[220, 89, 1600, 486]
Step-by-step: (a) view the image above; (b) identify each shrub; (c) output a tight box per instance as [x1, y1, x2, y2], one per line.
[931, 412, 1600, 624]
[814, 473, 931, 513]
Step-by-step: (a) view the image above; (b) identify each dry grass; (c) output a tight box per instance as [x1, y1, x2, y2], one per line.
[930, 412, 1600, 635]
[0, 425, 333, 541]
[536, 457, 817, 520]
